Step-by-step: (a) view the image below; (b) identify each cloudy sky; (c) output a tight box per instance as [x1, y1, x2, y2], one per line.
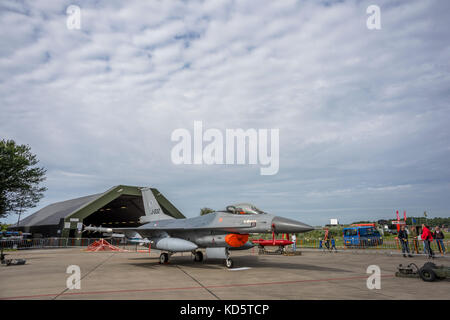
[1, 0, 449, 226]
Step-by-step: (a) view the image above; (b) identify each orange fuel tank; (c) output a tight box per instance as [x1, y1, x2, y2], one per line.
[225, 234, 249, 247]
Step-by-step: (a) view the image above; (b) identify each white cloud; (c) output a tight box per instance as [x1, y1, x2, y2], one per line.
[1, 0, 450, 225]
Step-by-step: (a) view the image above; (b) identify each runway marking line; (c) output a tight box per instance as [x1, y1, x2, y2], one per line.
[0, 274, 395, 300]
[228, 267, 252, 271]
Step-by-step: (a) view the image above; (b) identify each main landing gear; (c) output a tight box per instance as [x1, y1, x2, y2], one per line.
[224, 248, 233, 269]
[159, 252, 170, 264]
[193, 249, 234, 268]
[193, 251, 203, 262]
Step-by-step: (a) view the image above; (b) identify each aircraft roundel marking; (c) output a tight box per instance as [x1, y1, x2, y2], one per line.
[219, 218, 223, 222]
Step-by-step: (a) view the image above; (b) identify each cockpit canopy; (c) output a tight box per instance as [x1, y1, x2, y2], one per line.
[225, 203, 266, 215]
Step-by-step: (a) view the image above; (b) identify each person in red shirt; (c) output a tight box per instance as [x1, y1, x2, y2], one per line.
[421, 224, 434, 258]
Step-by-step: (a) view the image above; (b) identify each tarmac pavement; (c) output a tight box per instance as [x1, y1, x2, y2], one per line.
[0, 248, 448, 300]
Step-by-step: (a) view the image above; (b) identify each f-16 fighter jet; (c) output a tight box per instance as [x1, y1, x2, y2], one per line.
[85, 188, 313, 268]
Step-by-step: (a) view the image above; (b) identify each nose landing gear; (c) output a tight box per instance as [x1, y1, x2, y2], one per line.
[225, 258, 234, 268]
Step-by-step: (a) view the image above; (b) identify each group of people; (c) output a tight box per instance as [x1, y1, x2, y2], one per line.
[291, 224, 446, 257]
[289, 234, 337, 252]
[398, 224, 446, 258]
[319, 237, 338, 252]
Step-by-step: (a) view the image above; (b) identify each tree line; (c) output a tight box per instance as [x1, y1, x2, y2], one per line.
[354, 217, 450, 228]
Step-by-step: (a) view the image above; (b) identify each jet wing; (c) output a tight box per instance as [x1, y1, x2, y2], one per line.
[84, 214, 258, 236]
[85, 224, 253, 235]
[136, 216, 257, 233]
[138, 224, 253, 232]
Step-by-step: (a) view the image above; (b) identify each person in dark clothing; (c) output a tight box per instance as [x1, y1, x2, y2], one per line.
[433, 226, 446, 255]
[330, 236, 337, 252]
[324, 238, 330, 251]
[398, 225, 412, 257]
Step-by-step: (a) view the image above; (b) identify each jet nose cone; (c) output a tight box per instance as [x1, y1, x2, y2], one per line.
[272, 216, 314, 233]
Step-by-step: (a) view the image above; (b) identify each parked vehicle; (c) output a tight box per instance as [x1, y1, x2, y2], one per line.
[343, 226, 383, 247]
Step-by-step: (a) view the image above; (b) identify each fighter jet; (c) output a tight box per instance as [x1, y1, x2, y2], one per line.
[85, 188, 314, 268]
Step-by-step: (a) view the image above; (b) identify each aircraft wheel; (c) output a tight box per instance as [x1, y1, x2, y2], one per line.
[194, 251, 203, 262]
[159, 253, 169, 264]
[225, 258, 234, 269]
[419, 267, 436, 282]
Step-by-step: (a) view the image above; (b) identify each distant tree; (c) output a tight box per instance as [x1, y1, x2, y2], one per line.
[351, 221, 373, 225]
[0, 139, 47, 223]
[200, 207, 215, 216]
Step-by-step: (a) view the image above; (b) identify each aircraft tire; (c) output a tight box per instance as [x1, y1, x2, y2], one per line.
[159, 253, 169, 264]
[419, 267, 436, 282]
[225, 258, 233, 269]
[194, 251, 203, 262]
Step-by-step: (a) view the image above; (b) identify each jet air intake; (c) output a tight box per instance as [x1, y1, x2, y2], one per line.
[154, 237, 198, 252]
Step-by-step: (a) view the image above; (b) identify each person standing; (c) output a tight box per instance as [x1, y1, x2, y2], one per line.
[398, 225, 412, 257]
[421, 224, 434, 258]
[291, 234, 297, 252]
[418, 232, 428, 254]
[410, 226, 419, 254]
[433, 226, 446, 255]
[323, 230, 330, 251]
[331, 236, 337, 252]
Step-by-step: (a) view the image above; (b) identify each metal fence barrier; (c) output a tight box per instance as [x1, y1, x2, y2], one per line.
[296, 238, 448, 253]
[1, 237, 448, 254]
[0, 237, 124, 250]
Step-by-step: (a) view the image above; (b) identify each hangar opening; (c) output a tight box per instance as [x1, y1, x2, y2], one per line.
[83, 194, 145, 230]
[8, 185, 185, 238]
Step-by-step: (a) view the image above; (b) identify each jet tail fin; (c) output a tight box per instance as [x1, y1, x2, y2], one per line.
[140, 187, 175, 223]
